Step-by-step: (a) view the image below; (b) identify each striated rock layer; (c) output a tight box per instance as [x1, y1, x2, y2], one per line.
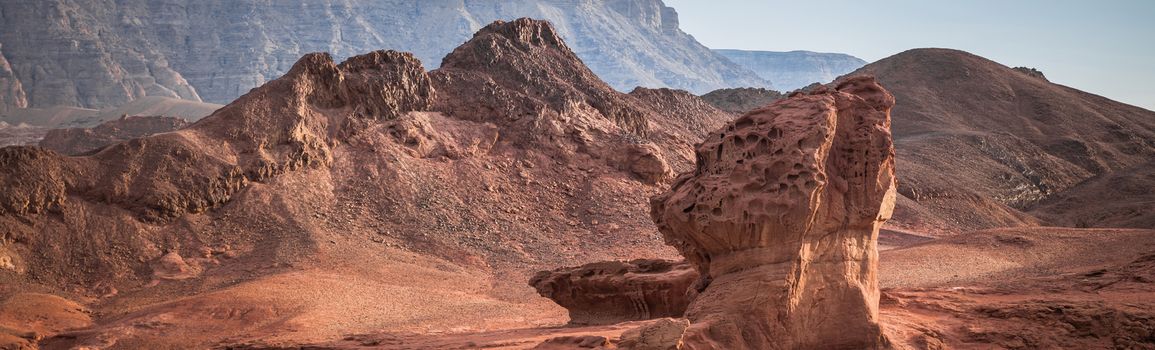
[651, 76, 897, 349]
[529, 259, 698, 325]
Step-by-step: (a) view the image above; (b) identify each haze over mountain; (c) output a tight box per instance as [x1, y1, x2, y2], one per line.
[0, 0, 771, 113]
[714, 49, 868, 90]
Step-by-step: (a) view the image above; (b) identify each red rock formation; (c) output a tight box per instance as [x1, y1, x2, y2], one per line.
[623, 143, 674, 184]
[529, 259, 698, 325]
[2, 50, 434, 221]
[0, 147, 70, 216]
[651, 76, 897, 349]
[38, 116, 190, 155]
[430, 18, 654, 167]
[435, 19, 644, 128]
[0, 19, 742, 348]
[429, 19, 732, 176]
[0, 49, 434, 290]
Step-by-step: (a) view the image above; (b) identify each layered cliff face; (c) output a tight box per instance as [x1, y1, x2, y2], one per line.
[0, 43, 27, 115]
[715, 49, 867, 91]
[0, 2, 201, 110]
[651, 76, 896, 349]
[0, 0, 769, 113]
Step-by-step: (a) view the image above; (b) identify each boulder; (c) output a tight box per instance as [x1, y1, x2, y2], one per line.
[529, 259, 698, 325]
[626, 143, 674, 184]
[650, 76, 898, 349]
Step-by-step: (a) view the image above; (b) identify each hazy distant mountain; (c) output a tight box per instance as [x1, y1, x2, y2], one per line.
[0, 0, 771, 112]
[714, 49, 867, 90]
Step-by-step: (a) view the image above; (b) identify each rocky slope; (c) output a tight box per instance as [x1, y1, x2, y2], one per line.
[1030, 160, 1155, 228]
[824, 48, 1155, 232]
[0, 0, 769, 113]
[715, 49, 867, 91]
[0, 18, 734, 349]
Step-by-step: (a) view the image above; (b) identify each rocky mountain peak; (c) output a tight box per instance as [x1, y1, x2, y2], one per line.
[475, 18, 569, 52]
[440, 18, 581, 72]
[435, 18, 650, 137]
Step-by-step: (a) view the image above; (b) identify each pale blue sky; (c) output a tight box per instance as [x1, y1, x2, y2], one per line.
[665, 0, 1155, 110]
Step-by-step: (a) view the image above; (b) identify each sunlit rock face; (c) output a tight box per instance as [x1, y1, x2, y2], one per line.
[651, 76, 897, 350]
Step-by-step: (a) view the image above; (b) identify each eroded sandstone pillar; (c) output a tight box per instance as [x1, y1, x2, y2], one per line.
[650, 76, 897, 349]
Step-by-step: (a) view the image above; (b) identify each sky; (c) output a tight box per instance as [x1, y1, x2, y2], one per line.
[664, 0, 1155, 110]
